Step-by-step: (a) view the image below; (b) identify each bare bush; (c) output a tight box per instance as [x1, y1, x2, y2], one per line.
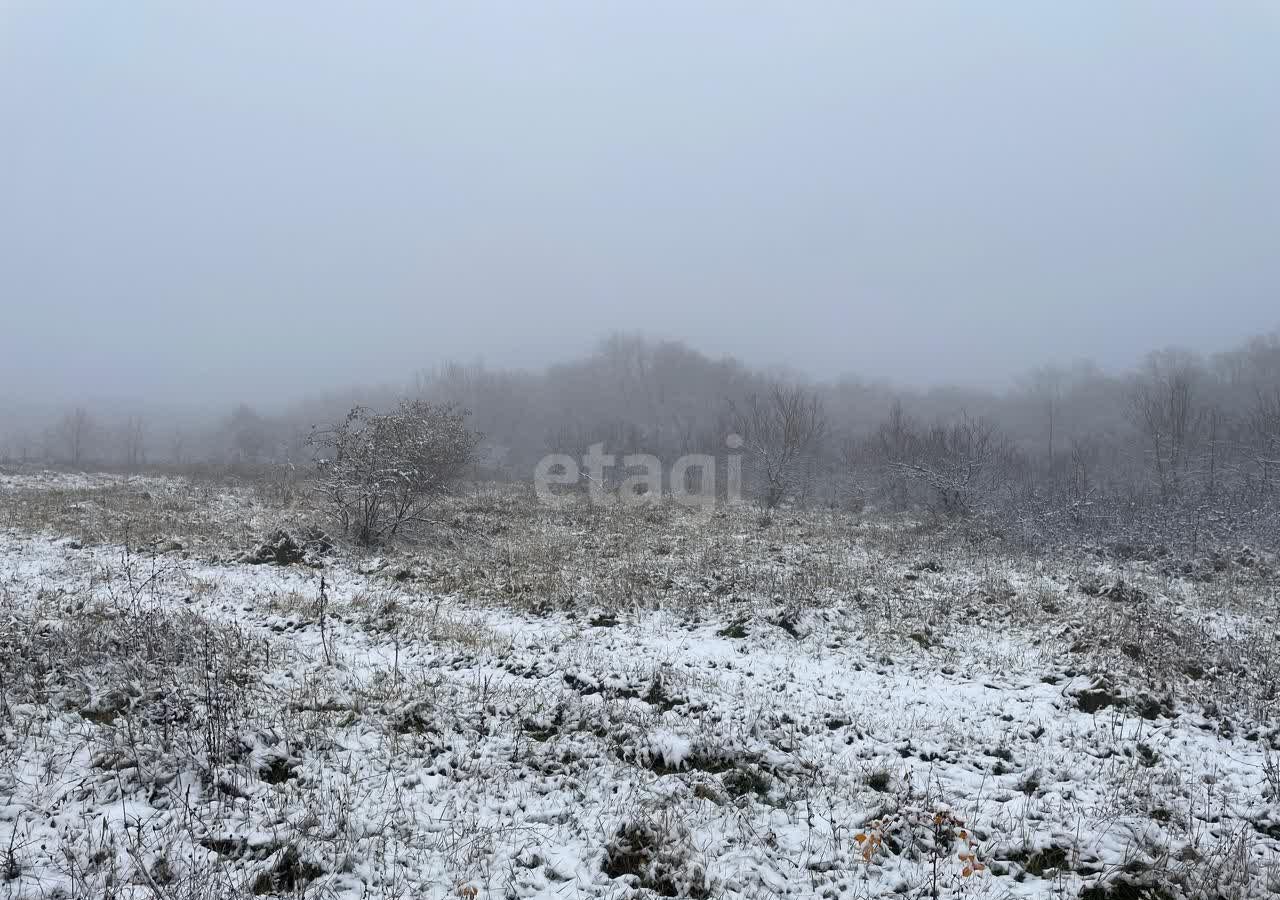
[728, 384, 827, 508]
[307, 401, 481, 546]
[886, 414, 1015, 517]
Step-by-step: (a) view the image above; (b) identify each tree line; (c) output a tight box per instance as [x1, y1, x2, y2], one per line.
[4, 330, 1279, 551]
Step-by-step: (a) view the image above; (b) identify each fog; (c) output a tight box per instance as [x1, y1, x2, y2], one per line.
[7, 7, 1280, 884]
[2, 1, 1278, 412]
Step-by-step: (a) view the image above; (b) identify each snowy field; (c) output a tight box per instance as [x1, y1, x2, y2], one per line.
[1, 470, 1278, 899]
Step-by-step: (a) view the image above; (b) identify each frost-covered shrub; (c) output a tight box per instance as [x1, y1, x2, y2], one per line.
[603, 814, 708, 898]
[243, 525, 332, 565]
[307, 401, 481, 546]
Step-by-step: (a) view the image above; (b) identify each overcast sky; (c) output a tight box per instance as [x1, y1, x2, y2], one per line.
[2, 1, 1278, 407]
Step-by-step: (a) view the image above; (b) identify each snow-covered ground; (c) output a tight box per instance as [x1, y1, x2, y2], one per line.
[1, 471, 1278, 898]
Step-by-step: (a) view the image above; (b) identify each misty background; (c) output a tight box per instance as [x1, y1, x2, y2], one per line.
[3, 2, 1278, 406]
[1, 1, 1278, 509]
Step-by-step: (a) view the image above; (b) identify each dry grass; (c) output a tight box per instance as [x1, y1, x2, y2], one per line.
[2, 471, 1278, 898]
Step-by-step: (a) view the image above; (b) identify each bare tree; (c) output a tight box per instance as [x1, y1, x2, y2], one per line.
[876, 399, 916, 511]
[887, 414, 1013, 517]
[58, 407, 93, 466]
[1244, 388, 1280, 498]
[227, 404, 268, 463]
[1199, 405, 1226, 501]
[728, 384, 827, 508]
[122, 416, 147, 469]
[1129, 349, 1202, 500]
[170, 429, 187, 466]
[840, 399, 915, 512]
[1022, 365, 1065, 462]
[1068, 436, 1100, 502]
[308, 401, 481, 546]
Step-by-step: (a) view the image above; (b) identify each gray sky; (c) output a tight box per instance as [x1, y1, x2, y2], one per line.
[2, 1, 1278, 406]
